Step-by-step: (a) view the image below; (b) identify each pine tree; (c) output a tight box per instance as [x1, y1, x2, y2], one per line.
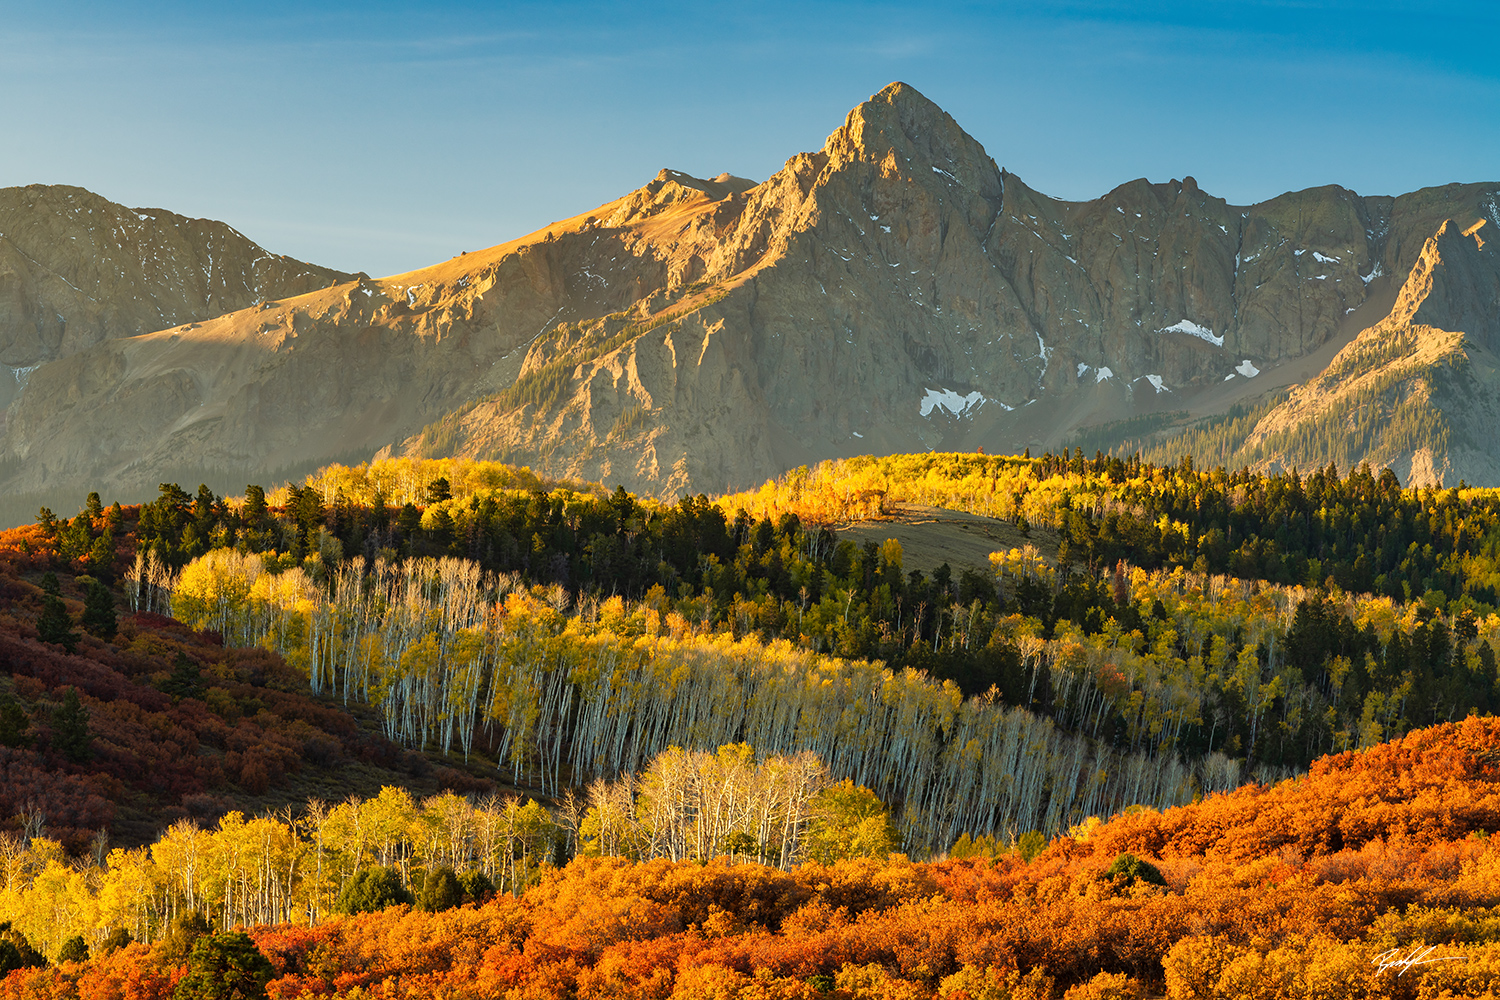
[59, 516, 91, 561]
[0, 694, 32, 748]
[397, 503, 422, 539]
[0, 923, 46, 975]
[1103, 852, 1167, 888]
[51, 687, 92, 763]
[82, 580, 117, 639]
[58, 935, 88, 963]
[335, 867, 413, 914]
[416, 866, 463, 911]
[100, 928, 132, 954]
[35, 573, 78, 651]
[244, 485, 268, 529]
[429, 508, 456, 550]
[160, 652, 204, 701]
[105, 501, 124, 538]
[88, 533, 116, 580]
[297, 487, 325, 537]
[370, 488, 391, 531]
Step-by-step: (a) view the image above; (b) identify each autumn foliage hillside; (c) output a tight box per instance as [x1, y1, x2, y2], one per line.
[1080, 713, 1500, 863]
[4, 718, 1500, 999]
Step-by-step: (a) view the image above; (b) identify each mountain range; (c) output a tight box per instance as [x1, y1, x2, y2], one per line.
[2, 82, 1497, 519]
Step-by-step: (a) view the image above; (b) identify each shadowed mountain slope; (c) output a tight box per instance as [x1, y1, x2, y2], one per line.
[0, 184, 352, 411]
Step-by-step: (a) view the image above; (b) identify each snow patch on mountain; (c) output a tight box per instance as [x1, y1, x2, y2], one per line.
[920, 387, 986, 418]
[1159, 319, 1224, 347]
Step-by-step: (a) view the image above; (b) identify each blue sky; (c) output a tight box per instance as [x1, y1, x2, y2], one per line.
[3, 1, 1496, 278]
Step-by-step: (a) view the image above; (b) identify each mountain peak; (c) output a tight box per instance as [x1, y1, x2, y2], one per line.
[871, 80, 943, 115]
[827, 82, 1002, 206]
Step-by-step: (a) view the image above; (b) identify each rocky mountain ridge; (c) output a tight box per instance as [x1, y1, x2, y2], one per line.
[2, 84, 1498, 514]
[1162, 215, 1500, 486]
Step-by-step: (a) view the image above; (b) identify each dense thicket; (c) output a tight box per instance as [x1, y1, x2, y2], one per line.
[4, 717, 1500, 999]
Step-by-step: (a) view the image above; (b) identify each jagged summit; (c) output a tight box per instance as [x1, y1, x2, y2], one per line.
[1402, 218, 1500, 346]
[1160, 210, 1500, 487]
[823, 82, 1004, 222]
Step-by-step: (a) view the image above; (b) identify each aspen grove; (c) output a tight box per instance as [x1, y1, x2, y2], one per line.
[0, 744, 886, 952]
[156, 549, 1273, 853]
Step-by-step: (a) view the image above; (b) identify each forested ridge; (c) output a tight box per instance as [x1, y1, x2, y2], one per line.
[6, 452, 1500, 996]
[122, 453, 1500, 778]
[10, 454, 1500, 839]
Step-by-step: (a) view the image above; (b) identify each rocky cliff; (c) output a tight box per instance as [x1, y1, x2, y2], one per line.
[3, 84, 1499, 511]
[1142, 216, 1500, 487]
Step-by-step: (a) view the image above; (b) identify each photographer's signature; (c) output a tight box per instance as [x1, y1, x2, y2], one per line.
[1371, 945, 1467, 976]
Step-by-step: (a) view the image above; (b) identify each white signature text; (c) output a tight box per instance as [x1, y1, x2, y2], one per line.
[1371, 945, 1466, 977]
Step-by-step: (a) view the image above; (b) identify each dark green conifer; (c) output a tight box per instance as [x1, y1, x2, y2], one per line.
[243, 485, 268, 530]
[0, 922, 46, 975]
[335, 867, 413, 914]
[173, 931, 273, 1000]
[35, 574, 78, 651]
[88, 534, 116, 579]
[0, 694, 32, 748]
[1103, 852, 1167, 888]
[370, 488, 391, 531]
[457, 869, 494, 902]
[99, 928, 132, 954]
[82, 580, 117, 640]
[57, 935, 88, 963]
[160, 652, 204, 701]
[50, 687, 92, 763]
[397, 503, 422, 538]
[429, 508, 456, 549]
[416, 866, 463, 911]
